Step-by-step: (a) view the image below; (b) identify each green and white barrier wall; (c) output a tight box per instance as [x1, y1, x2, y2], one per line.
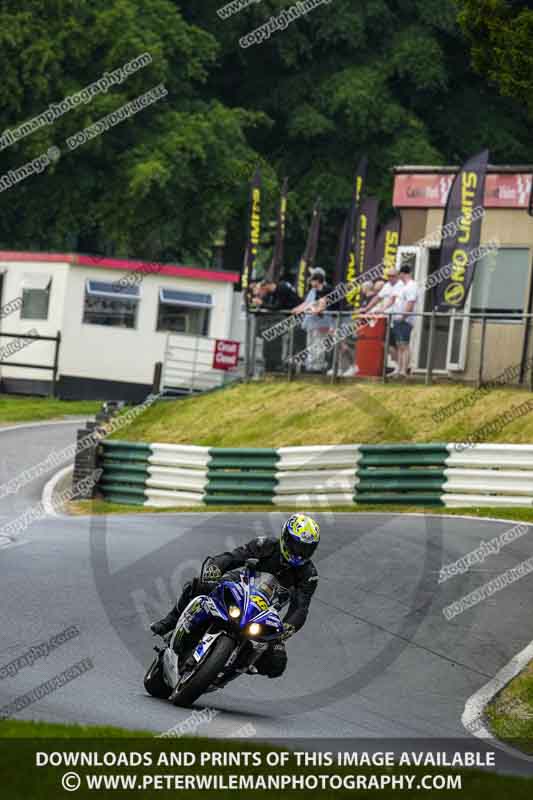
[99, 441, 152, 505]
[97, 442, 533, 508]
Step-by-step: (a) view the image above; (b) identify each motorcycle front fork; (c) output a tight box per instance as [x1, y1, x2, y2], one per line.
[225, 639, 269, 678]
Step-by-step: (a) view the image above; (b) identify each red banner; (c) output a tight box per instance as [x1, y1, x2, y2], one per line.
[393, 172, 533, 208]
[212, 339, 240, 371]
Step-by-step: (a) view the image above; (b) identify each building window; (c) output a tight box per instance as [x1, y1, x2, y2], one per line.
[471, 247, 530, 320]
[20, 274, 51, 320]
[156, 289, 213, 335]
[83, 280, 140, 328]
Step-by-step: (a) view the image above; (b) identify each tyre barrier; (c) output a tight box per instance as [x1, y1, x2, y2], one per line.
[96, 441, 533, 508]
[99, 441, 152, 505]
[443, 444, 533, 508]
[354, 444, 448, 506]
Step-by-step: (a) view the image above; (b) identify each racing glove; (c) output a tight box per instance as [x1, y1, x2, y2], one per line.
[201, 559, 222, 585]
[280, 623, 296, 641]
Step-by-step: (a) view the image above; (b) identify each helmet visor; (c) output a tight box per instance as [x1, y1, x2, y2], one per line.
[285, 534, 317, 561]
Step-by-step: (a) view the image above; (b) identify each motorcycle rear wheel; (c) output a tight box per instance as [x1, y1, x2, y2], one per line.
[171, 634, 235, 708]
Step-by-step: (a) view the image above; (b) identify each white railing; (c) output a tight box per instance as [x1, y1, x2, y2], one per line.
[161, 334, 241, 394]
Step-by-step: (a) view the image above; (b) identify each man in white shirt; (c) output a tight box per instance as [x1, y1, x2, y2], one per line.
[363, 269, 403, 374]
[365, 270, 402, 313]
[391, 265, 418, 377]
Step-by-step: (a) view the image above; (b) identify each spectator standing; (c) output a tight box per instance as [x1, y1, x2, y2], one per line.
[364, 269, 402, 315]
[255, 278, 301, 311]
[361, 280, 376, 308]
[363, 269, 403, 375]
[391, 265, 418, 378]
[291, 267, 333, 372]
[334, 281, 377, 378]
[372, 279, 385, 297]
[246, 281, 259, 309]
[253, 277, 302, 371]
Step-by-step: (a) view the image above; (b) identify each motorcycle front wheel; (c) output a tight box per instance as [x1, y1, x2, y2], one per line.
[171, 634, 235, 708]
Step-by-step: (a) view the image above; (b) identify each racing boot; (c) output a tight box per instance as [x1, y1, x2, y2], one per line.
[151, 578, 202, 637]
[150, 606, 179, 636]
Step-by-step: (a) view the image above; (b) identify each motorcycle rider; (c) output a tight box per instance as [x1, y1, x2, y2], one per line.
[150, 513, 320, 679]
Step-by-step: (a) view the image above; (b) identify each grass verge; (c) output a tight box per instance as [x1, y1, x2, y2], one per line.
[68, 500, 533, 524]
[109, 379, 533, 447]
[0, 395, 99, 424]
[487, 660, 533, 755]
[2, 721, 533, 797]
[0, 719, 151, 738]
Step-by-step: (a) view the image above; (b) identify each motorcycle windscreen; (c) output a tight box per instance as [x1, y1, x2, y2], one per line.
[253, 572, 280, 603]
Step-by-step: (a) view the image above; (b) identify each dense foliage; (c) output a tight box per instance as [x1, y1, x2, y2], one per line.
[456, 1, 533, 116]
[0, 0, 531, 275]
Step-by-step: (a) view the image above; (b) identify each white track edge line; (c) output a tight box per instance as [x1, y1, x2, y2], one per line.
[462, 638, 533, 763]
[0, 419, 88, 435]
[42, 465, 74, 517]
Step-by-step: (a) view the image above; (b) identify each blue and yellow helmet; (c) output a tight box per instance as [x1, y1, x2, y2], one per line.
[280, 513, 320, 566]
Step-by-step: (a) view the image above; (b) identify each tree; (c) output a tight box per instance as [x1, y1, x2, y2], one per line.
[0, 0, 270, 262]
[181, 0, 532, 271]
[0, 0, 531, 271]
[456, 1, 533, 116]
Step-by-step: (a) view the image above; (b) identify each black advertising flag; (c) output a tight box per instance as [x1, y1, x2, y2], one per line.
[296, 198, 321, 299]
[267, 177, 288, 282]
[374, 215, 402, 278]
[241, 167, 261, 304]
[436, 150, 489, 310]
[307, 200, 321, 273]
[333, 217, 348, 287]
[345, 196, 379, 315]
[342, 156, 368, 285]
[357, 196, 379, 274]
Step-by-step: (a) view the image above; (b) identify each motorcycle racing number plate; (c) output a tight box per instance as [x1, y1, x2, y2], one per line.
[251, 595, 268, 612]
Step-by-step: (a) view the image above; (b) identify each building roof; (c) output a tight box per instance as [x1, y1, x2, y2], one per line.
[0, 251, 240, 283]
[393, 164, 533, 174]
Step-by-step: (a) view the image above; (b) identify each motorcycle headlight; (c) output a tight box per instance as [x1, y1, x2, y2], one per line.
[229, 606, 241, 619]
[248, 623, 261, 636]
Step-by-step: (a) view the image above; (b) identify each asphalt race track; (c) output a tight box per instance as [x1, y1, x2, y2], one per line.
[1, 422, 533, 770]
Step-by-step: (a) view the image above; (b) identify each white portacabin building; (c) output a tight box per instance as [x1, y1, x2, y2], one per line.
[0, 251, 242, 400]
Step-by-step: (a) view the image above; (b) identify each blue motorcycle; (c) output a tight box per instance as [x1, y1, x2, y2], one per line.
[144, 559, 288, 707]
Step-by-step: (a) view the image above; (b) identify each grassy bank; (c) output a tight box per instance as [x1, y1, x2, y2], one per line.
[69, 500, 533, 524]
[0, 719, 151, 738]
[110, 380, 533, 447]
[487, 660, 533, 755]
[0, 395, 99, 424]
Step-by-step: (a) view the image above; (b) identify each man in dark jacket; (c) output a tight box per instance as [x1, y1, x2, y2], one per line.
[151, 514, 320, 678]
[254, 278, 301, 311]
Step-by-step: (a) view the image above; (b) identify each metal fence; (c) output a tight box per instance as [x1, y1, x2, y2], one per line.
[244, 310, 533, 390]
[0, 330, 61, 396]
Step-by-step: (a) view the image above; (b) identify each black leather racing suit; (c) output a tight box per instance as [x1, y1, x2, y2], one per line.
[158, 536, 319, 678]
